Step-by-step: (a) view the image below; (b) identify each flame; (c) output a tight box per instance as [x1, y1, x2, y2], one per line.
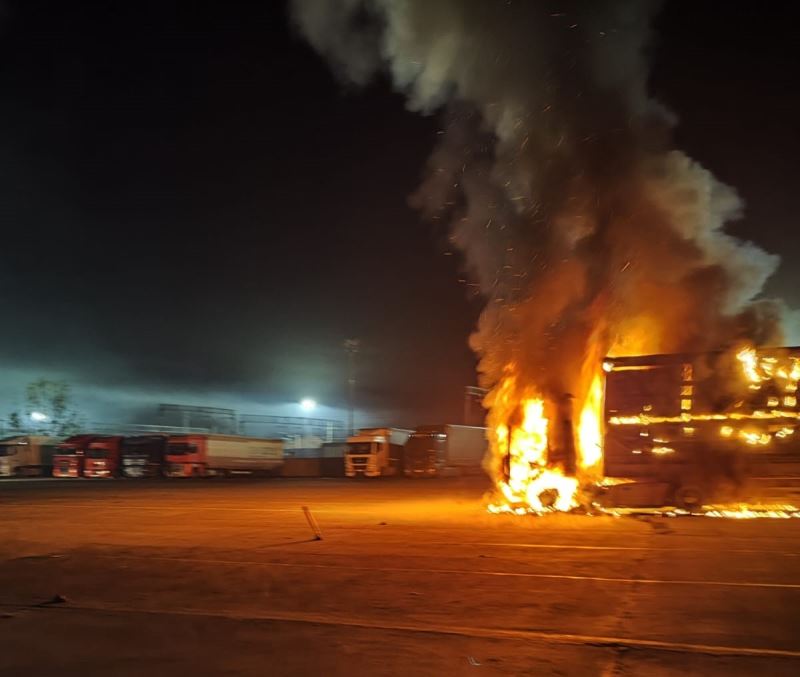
[737, 347, 761, 384]
[651, 446, 674, 455]
[485, 345, 800, 519]
[577, 371, 603, 475]
[487, 383, 579, 514]
[702, 504, 800, 519]
[739, 430, 771, 446]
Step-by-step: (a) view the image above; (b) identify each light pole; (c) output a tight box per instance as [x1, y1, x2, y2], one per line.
[344, 338, 360, 436]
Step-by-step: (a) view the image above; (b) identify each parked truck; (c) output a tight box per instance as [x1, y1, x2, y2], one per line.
[120, 434, 168, 478]
[344, 427, 411, 477]
[0, 436, 61, 477]
[52, 434, 103, 478]
[404, 425, 488, 478]
[83, 436, 125, 478]
[164, 434, 284, 477]
[600, 347, 800, 509]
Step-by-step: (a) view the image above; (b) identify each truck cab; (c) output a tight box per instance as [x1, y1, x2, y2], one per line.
[164, 435, 204, 477]
[84, 436, 124, 478]
[404, 424, 488, 478]
[344, 428, 411, 478]
[120, 435, 168, 478]
[53, 435, 101, 478]
[0, 436, 60, 477]
[404, 429, 446, 477]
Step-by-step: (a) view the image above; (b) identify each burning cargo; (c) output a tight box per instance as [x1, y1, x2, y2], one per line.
[489, 345, 800, 514]
[601, 346, 800, 510]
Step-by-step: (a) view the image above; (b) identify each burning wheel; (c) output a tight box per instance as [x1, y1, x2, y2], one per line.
[673, 484, 704, 511]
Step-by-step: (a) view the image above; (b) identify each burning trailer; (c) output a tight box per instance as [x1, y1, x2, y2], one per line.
[489, 346, 800, 515]
[600, 346, 800, 511]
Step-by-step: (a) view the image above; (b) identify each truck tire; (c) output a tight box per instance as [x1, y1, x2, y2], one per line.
[674, 484, 704, 511]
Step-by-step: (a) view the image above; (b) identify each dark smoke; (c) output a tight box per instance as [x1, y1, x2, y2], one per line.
[290, 0, 789, 410]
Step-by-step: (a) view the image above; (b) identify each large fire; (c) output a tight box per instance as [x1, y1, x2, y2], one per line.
[488, 397, 579, 514]
[486, 367, 603, 515]
[289, 0, 798, 521]
[486, 345, 800, 518]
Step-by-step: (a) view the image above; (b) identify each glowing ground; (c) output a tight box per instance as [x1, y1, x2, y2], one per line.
[1, 478, 799, 676]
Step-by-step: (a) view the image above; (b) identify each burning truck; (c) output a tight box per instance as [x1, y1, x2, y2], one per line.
[291, 2, 800, 517]
[489, 346, 800, 514]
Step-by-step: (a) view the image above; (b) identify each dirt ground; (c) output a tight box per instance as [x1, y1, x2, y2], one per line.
[1, 477, 800, 676]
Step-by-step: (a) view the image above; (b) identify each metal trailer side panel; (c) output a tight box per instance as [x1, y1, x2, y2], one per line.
[39, 443, 58, 468]
[205, 438, 284, 471]
[357, 428, 412, 447]
[19, 441, 39, 469]
[444, 425, 488, 467]
[320, 443, 346, 458]
[387, 429, 412, 447]
[2, 436, 60, 471]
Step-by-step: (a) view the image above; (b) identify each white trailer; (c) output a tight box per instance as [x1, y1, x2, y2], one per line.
[0, 436, 61, 477]
[345, 427, 412, 477]
[164, 434, 284, 477]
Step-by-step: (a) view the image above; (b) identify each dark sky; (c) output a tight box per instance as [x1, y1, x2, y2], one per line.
[0, 1, 798, 426]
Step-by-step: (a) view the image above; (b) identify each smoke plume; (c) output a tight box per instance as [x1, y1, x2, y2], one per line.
[290, 0, 787, 421]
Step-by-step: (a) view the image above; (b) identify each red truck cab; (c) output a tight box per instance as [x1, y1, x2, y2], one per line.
[52, 435, 99, 478]
[84, 436, 124, 478]
[165, 435, 204, 477]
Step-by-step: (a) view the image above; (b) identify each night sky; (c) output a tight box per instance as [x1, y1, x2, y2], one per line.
[0, 1, 797, 427]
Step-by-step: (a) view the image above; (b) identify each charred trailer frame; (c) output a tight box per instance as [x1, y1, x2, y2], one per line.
[601, 347, 800, 509]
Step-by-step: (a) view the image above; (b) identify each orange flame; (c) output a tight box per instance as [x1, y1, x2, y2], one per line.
[486, 345, 800, 518]
[577, 371, 604, 477]
[486, 374, 580, 514]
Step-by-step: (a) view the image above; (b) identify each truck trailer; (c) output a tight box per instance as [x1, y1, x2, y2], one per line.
[344, 427, 411, 477]
[164, 434, 284, 477]
[404, 424, 487, 477]
[0, 436, 61, 477]
[600, 347, 800, 509]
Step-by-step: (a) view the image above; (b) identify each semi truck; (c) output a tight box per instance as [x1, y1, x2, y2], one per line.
[0, 436, 61, 477]
[52, 434, 103, 478]
[404, 424, 488, 477]
[344, 427, 411, 477]
[164, 434, 284, 477]
[120, 434, 168, 478]
[83, 436, 125, 478]
[600, 347, 800, 509]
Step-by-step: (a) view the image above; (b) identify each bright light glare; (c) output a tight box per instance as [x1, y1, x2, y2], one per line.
[300, 398, 317, 412]
[30, 411, 48, 422]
